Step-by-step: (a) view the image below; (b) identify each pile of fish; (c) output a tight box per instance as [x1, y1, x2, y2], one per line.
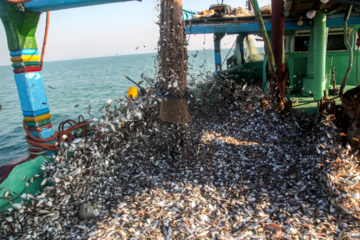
[1, 77, 360, 239]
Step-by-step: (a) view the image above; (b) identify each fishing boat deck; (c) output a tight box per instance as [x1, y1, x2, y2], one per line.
[1, 83, 360, 238]
[1, 0, 360, 238]
[289, 84, 357, 113]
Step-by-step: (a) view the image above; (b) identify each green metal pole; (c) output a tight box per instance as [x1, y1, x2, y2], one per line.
[249, 0, 276, 73]
[313, 11, 327, 100]
[0, 0, 40, 51]
[249, 0, 286, 106]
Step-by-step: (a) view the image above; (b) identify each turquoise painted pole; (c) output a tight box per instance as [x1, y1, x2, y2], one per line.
[313, 11, 327, 100]
[214, 33, 224, 75]
[0, 1, 55, 155]
[237, 35, 245, 66]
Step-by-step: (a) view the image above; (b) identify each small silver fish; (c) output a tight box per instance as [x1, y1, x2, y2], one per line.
[40, 178, 47, 186]
[3, 190, 9, 198]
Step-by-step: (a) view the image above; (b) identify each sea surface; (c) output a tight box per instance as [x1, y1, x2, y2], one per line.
[0, 49, 231, 166]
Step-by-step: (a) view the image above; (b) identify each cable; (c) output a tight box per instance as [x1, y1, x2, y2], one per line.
[23, 116, 90, 152]
[356, 45, 359, 86]
[187, 21, 192, 43]
[348, 95, 357, 127]
[40, 11, 49, 69]
[221, 39, 237, 66]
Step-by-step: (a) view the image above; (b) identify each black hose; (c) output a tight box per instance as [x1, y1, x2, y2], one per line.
[331, 0, 360, 6]
[124, 74, 145, 90]
[339, 5, 353, 96]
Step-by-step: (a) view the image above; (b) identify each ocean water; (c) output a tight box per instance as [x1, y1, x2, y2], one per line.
[0, 49, 229, 166]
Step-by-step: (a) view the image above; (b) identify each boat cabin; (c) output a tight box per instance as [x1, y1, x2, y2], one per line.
[184, 0, 360, 113]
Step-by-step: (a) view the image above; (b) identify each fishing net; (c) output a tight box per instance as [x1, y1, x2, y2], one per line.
[246, 34, 264, 62]
[232, 7, 252, 17]
[158, 0, 192, 124]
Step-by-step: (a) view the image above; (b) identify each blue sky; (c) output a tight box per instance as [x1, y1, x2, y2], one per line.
[0, 0, 271, 66]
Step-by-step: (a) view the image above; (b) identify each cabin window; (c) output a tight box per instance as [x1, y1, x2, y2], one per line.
[294, 36, 310, 52]
[294, 28, 354, 52]
[294, 35, 347, 52]
[327, 34, 347, 51]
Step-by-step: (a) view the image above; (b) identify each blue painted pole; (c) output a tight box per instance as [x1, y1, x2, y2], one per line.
[11, 50, 55, 142]
[214, 33, 224, 75]
[237, 35, 246, 66]
[1, 0, 55, 155]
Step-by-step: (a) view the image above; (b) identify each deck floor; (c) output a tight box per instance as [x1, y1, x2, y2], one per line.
[1, 83, 359, 239]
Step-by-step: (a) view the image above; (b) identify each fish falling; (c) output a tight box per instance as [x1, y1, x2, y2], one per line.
[1, 1, 360, 239]
[0, 74, 360, 239]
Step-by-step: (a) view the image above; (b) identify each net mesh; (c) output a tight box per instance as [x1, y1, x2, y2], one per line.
[246, 35, 264, 62]
[158, 0, 192, 124]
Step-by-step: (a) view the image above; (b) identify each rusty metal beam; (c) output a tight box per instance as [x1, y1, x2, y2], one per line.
[249, 0, 285, 105]
[272, 0, 285, 99]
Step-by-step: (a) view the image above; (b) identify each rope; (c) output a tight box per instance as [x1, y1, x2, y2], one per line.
[24, 116, 90, 152]
[40, 11, 49, 69]
[221, 39, 237, 67]
[156, 87, 190, 99]
[357, 45, 359, 86]
[348, 95, 358, 128]
[187, 21, 192, 43]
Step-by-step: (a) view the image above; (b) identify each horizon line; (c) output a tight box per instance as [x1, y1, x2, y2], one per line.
[0, 48, 232, 67]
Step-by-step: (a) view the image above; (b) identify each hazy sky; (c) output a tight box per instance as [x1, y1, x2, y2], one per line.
[0, 0, 271, 66]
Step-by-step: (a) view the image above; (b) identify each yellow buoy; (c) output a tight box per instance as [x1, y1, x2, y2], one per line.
[127, 86, 138, 99]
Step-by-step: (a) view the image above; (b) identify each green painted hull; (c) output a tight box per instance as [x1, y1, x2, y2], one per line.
[0, 155, 51, 210]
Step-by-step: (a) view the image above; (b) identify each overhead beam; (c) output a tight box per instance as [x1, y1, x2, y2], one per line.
[185, 15, 360, 35]
[24, 0, 139, 12]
